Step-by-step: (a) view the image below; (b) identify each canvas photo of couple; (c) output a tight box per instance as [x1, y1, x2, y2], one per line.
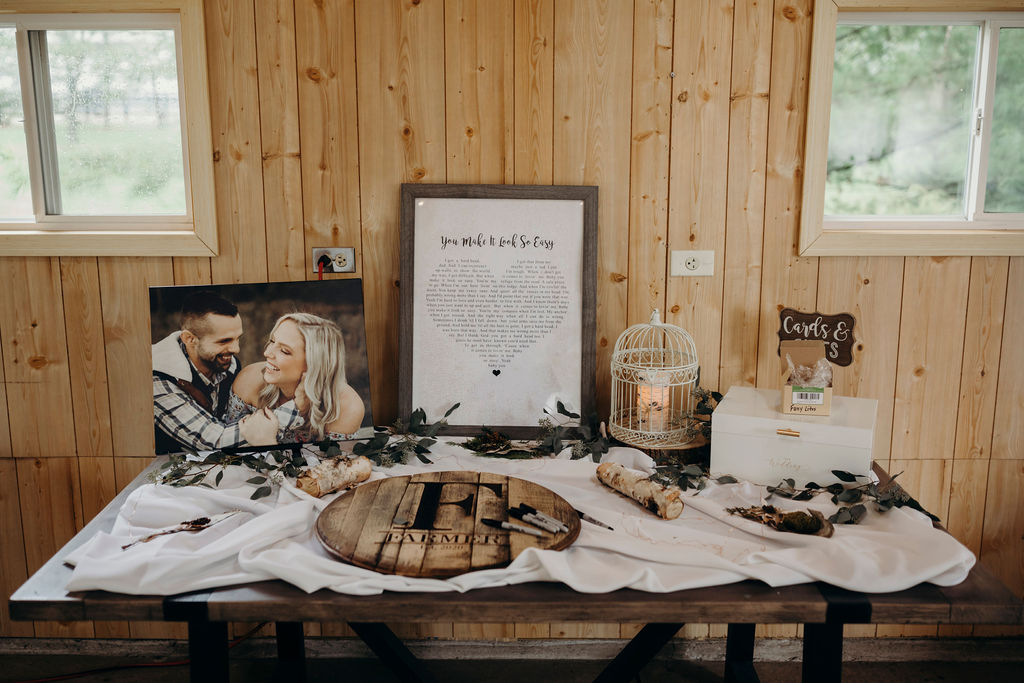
[150, 280, 373, 455]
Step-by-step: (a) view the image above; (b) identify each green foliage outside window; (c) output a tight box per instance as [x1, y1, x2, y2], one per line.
[826, 24, 979, 216]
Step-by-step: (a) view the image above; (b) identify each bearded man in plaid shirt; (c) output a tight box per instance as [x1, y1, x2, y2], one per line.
[152, 291, 301, 454]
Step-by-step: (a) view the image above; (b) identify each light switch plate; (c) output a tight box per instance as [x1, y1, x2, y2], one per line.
[670, 250, 714, 277]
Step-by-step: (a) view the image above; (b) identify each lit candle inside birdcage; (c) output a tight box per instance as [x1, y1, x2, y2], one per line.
[637, 371, 671, 432]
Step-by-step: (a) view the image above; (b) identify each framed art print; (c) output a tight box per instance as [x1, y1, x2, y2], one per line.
[399, 184, 597, 437]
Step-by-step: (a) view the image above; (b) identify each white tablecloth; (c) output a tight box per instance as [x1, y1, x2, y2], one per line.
[65, 444, 974, 596]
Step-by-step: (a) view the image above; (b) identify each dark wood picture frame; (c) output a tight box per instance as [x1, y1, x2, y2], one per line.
[399, 183, 597, 437]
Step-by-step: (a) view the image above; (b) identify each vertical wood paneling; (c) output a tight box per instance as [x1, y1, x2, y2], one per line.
[0, 326, 12, 459]
[356, 0, 447, 637]
[444, 0, 514, 184]
[512, 4, 553, 640]
[356, 0, 446, 427]
[444, 0, 514, 642]
[888, 459, 954, 525]
[992, 257, 1024, 460]
[552, 1, 633, 638]
[0, 459, 32, 636]
[625, 0, 673, 327]
[977, 459, 1024, 636]
[954, 257, 1008, 460]
[257, 0, 306, 283]
[946, 459, 990, 555]
[514, 0, 554, 184]
[2, 0, 1023, 645]
[755, 0, 818, 390]
[206, 0, 269, 284]
[99, 258, 174, 459]
[665, 0, 733, 391]
[816, 257, 903, 468]
[553, 0, 633, 418]
[753, 0, 816, 639]
[0, 258, 76, 458]
[981, 460, 1024, 595]
[719, 0, 774, 392]
[78, 456, 130, 638]
[623, 0, 674, 638]
[877, 457, 955, 639]
[60, 258, 114, 460]
[891, 257, 971, 461]
[113, 456, 187, 638]
[172, 257, 213, 287]
[17, 457, 92, 638]
[296, 0, 362, 282]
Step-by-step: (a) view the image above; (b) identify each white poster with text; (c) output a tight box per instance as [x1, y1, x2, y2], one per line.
[412, 197, 584, 426]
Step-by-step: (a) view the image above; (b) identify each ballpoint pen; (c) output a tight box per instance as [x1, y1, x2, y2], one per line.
[516, 503, 569, 533]
[481, 518, 543, 537]
[508, 507, 560, 533]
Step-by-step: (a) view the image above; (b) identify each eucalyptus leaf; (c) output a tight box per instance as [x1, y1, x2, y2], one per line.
[215, 470, 224, 487]
[251, 486, 273, 500]
[848, 504, 867, 523]
[246, 476, 268, 485]
[831, 470, 861, 482]
[715, 475, 738, 484]
[837, 488, 863, 503]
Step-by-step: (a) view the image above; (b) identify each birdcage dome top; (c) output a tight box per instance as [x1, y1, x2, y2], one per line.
[612, 309, 699, 371]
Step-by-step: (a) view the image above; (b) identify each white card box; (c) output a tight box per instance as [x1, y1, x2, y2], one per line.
[710, 386, 877, 487]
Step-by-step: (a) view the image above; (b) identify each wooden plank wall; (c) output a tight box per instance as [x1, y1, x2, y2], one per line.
[1, 0, 1021, 641]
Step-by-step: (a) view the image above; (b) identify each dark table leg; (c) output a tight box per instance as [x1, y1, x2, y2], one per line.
[724, 623, 759, 683]
[802, 622, 843, 683]
[274, 621, 305, 682]
[188, 619, 229, 683]
[349, 622, 438, 683]
[592, 622, 683, 683]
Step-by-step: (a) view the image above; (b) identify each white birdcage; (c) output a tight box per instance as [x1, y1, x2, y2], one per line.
[609, 309, 700, 449]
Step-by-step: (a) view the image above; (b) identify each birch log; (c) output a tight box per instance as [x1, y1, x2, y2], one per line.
[596, 462, 683, 520]
[295, 456, 372, 497]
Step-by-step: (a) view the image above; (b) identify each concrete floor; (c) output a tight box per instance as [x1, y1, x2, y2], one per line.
[2, 637, 1022, 682]
[2, 654, 1023, 682]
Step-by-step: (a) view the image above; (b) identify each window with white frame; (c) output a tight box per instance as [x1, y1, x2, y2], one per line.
[827, 13, 1022, 225]
[800, 2, 1024, 256]
[0, 1, 216, 256]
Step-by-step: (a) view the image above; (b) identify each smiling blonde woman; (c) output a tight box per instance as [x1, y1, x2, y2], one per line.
[226, 312, 364, 443]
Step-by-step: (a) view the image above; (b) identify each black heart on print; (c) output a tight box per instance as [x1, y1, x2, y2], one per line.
[425, 257, 570, 372]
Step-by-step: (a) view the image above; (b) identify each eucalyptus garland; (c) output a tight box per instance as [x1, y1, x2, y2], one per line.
[766, 469, 939, 525]
[153, 446, 312, 500]
[352, 403, 460, 467]
[457, 401, 614, 461]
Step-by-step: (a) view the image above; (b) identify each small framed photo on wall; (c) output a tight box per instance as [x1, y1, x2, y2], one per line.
[399, 184, 597, 437]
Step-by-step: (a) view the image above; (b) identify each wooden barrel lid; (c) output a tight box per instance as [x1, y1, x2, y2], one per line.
[315, 470, 581, 578]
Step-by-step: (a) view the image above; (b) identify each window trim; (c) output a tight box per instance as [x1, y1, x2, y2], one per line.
[800, 0, 1024, 256]
[0, 0, 217, 256]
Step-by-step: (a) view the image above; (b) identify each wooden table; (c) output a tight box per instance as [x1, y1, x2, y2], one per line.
[10, 458, 1023, 683]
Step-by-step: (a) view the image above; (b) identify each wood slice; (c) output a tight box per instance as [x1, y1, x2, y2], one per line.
[315, 471, 581, 578]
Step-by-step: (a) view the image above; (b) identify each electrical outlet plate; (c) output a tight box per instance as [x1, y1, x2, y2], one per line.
[312, 247, 356, 273]
[670, 250, 714, 277]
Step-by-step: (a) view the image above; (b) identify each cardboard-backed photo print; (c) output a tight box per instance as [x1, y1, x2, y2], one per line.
[150, 280, 373, 455]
